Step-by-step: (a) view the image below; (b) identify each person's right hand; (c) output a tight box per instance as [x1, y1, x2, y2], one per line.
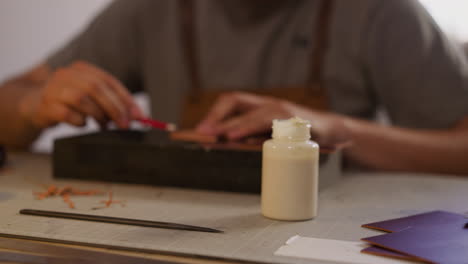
[20, 61, 144, 129]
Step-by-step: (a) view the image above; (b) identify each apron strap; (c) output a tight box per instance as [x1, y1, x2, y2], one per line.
[178, 0, 335, 96]
[178, 0, 202, 100]
[308, 0, 334, 90]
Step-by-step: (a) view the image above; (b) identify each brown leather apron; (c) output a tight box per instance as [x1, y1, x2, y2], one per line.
[178, 0, 334, 129]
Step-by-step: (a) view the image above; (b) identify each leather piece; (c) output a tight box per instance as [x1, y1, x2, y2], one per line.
[362, 211, 467, 233]
[361, 211, 468, 263]
[361, 245, 414, 260]
[363, 224, 468, 264]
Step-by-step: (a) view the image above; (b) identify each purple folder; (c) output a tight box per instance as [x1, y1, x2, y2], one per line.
[361, 246, 413, 260]
[362, 211, 466, 233]
[362, 224, 468, 264]
[361, 211, 467, 263]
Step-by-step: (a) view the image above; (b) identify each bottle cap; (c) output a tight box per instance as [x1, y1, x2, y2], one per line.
[272, 117, 311, 140]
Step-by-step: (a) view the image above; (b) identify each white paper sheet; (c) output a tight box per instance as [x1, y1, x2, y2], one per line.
[274, 235, 415, 264]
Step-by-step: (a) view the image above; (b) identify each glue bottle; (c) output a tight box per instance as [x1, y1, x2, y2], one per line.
[261, 117, 319, 221]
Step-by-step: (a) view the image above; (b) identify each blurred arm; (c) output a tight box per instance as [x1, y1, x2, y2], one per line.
[197, 92, 468, 175]
[341, 115, 468, 175]
[0, 62, 143, 150]
[0, 65, 50, 149]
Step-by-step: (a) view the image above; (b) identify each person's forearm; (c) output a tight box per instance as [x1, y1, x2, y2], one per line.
[342, 117, 468, 175]
[0, 79, 42, 149]
[0, 67, 48, 149]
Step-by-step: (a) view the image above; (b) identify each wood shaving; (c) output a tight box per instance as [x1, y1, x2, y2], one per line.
[34, 185, 107, 209]
[92, 191, 126, 210]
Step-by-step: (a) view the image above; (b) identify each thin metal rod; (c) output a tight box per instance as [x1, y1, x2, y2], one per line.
[20, 209, 223, 233]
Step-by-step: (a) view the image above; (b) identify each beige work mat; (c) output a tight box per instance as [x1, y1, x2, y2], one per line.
[0, 154, 466, 264]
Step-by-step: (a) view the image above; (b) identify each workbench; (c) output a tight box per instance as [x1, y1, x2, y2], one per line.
[0, 152, 466, 264]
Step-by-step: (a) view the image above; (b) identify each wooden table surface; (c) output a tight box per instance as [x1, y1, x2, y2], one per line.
[0, 152, 466, 264]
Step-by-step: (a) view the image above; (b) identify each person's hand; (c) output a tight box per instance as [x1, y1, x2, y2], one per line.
[20, 61, 144, 129]
[195, 92, 352, 146]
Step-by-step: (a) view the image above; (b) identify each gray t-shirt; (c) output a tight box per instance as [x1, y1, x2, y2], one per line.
[48, 0, 468, 129]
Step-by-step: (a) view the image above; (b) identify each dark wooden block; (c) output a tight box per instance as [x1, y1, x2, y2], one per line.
[53, 130, 340, 193]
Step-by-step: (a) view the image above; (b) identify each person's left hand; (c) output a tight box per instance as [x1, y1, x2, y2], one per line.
[195, 92, 292, 140]
[195, 92, 352, 146]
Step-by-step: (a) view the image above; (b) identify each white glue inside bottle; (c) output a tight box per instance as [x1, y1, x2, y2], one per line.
[261, 117, 319, 221]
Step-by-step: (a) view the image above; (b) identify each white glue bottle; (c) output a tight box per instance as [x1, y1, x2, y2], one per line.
[261, 117, 319, 221]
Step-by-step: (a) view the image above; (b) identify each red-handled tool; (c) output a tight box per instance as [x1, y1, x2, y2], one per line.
[136, 118, 177, 132]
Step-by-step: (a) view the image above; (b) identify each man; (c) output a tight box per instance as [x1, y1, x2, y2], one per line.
[464, 42, 468, 58]
[1, 0, 468, 174]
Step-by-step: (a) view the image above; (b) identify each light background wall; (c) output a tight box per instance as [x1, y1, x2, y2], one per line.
[0, 0, 112, 82]
[420, 0, 468, 42]
[0, 0, 467, 152]
[0, 0, 147, 152]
